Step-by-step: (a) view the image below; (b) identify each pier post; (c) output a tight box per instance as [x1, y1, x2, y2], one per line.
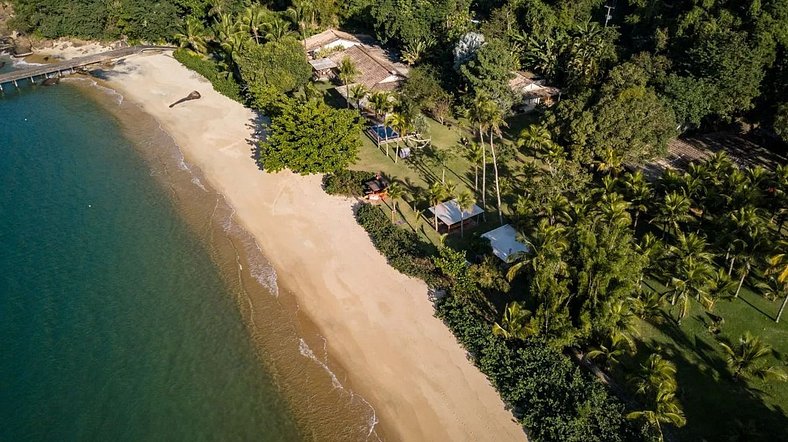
[13, 79, 18, 88]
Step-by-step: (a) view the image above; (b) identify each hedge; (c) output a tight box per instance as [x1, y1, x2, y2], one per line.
[173, 49, 243, 103]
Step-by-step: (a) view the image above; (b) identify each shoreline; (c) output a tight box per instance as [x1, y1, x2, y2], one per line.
[79, 51, 525, 441]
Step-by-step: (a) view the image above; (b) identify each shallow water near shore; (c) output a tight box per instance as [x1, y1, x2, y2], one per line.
[0, 59, 378, 441]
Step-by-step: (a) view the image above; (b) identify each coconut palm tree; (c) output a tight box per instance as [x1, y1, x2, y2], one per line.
[766, 240, 788, 322]
[767, 239, 788, 285]
[240, 4, 269, 44]
[587, 332, 632, 368]
[654, 191, 693, 238]
[507, 220, 569, 281]
[623, 170, 653, 229]
[485, 98, 507, 225]
[387, 182, 404, 222]
[367, 91, 392, 120]
[518, 124, 565, 177]
[174, 16, 209, 55]
[468, 95, 490, 210]
[385, 113, 410, 162]
[263, 17, 297, 42]
[492, 302, 535, 340]
[431, 146, 450, 183]
[427, 182, 448, 231]
[632, 353, 679, 397]
[456, 190, 475, 238]
[348, 84, 368, 113]
[464, 140, 483, 193]
[285, 0, 314, 46]
[627, 388, 686, 442]
[337, 57, 359, 109]
[701, 268, 736, 311]
[719, 332, 787, 382]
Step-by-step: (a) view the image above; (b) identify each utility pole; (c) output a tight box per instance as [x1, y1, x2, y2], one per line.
[604, 5, 615, 27]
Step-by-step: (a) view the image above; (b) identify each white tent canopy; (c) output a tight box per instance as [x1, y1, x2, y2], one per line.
[428, 199, 484, 227]
[482, 224, 530, 263]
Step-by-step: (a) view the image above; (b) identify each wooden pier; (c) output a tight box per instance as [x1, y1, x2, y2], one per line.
[0, 45, 174, 92]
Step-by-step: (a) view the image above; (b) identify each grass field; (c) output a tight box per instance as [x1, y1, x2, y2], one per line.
[625, 279, 788, 441]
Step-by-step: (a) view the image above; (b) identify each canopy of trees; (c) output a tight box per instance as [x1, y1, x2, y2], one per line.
[258, 98, 363, 174]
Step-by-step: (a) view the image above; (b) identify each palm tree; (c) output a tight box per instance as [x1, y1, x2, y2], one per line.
[627, 388, 686, 442]
[767, 239, 788, 285]
[623, 170, 653, 229]
[464, 140, 484, 193]
[654, 191, 693, 238]
[632, 353, 678, 396]
[337, 57, 359, 109]
[285, 0, 314, 47]
[263, 17, 297, 42]
[630, 290, 665, 322]
[431, 146, 450, 183]
[492, 302, 535, 340]
[348, 84, 368, 113]
[387, 182, 404, 222]
[368, 91, 392, 120]
[427, 182, 448, 231]
[587, 332, 632, 368]
[518, 124, 565, 177]
[485, 98, 507, 225]
[766, 240, 788, 322]
[456, 190, 475, 238]
[468, 95, 490, 210]
[507, 220, 569, 281]
[701, 268, 736, 311]
[174, 16, 209, 55]
[240, 4, 269, 44]
[385, 113, 410, 162]
[719, 332, 787, 382]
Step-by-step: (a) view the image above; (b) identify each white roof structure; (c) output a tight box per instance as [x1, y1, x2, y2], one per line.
[309, 58, 337, 71]
[428, 199, 484, 226]
[482, 224, 530, 263]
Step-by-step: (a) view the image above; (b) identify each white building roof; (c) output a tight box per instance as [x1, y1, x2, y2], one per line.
[482, 224, 530, 263]
[309, 58, 337, 71]
[428, 199, 484, 226]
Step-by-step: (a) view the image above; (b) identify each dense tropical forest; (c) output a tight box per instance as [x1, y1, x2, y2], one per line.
[5, 0, 788, 440]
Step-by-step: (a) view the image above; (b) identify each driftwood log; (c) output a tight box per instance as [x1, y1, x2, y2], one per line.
[169, 90, 201, 108]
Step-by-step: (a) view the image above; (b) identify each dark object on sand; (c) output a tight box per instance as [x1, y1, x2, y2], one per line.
[0, 61, 5, 70]
[42, 77, 60, 86]
[169, 90, 201, 108]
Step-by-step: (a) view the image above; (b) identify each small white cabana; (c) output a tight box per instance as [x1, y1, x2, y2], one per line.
[427, 199, 484, 233]
[482, 224, 530, 263]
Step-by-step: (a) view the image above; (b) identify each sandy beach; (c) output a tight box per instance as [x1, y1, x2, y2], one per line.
[90, 51, 525, 441]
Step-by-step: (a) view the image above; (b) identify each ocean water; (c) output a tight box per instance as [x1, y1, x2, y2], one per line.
[0, 59, 379, 441]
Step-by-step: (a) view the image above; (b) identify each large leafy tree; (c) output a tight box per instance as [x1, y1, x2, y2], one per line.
[258, 98, 363, 174]
[459, 38, 519, 110]
[588, 85, 677, 165]
[236, 36, 312, 110]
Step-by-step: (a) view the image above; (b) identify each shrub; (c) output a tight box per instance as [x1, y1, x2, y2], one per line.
[323, 169, 375, 197]
[436, 294, 641, 442]
[173, 49, 243, 103]
[355, 204, 442, 285]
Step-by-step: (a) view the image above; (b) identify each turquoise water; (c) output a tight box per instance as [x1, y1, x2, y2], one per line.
[0, 64, 304, 440]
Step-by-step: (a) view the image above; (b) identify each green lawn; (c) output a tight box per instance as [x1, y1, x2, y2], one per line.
[628, 280, 788, 441]
[352, 113, 540, 246]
